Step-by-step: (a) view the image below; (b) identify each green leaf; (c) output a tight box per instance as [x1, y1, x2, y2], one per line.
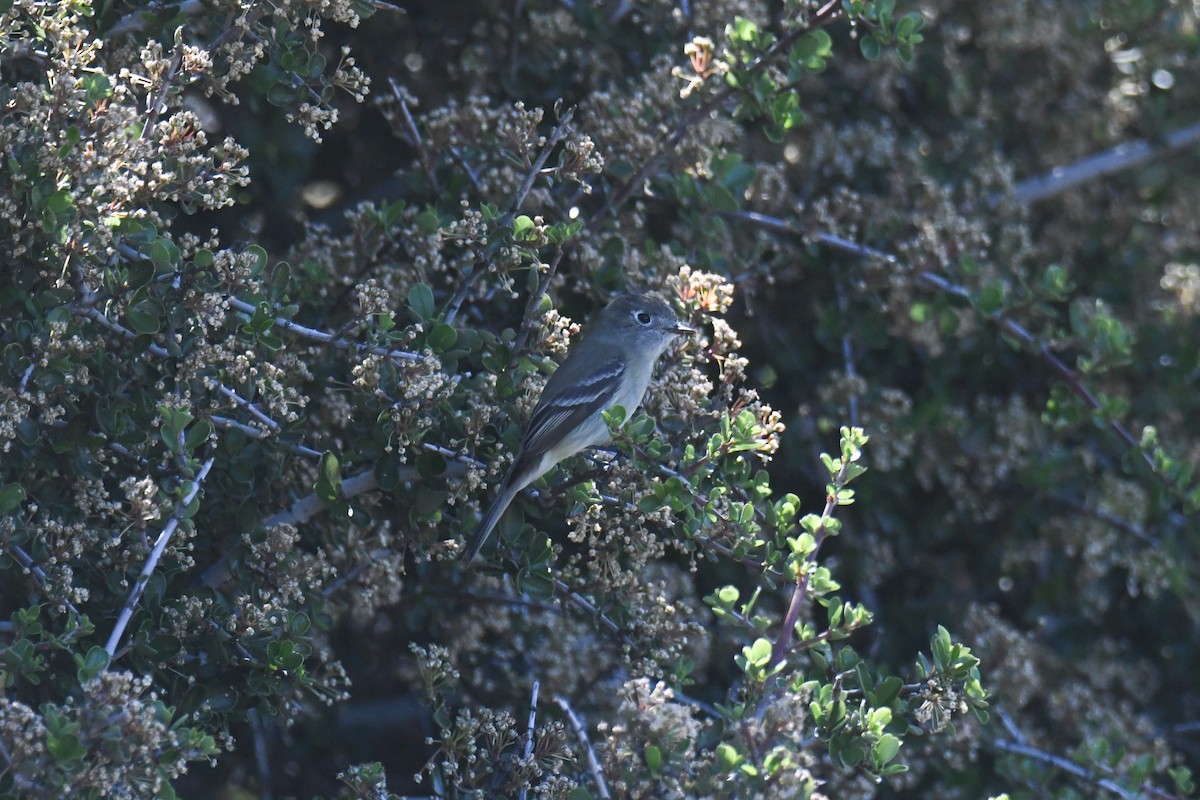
[873, 734, 902, 762]
[896, 11, 924, 38]
[81, 73, 112, 103]
[315, 452, 342, 504]
[860, 34, 881, 61]
[601, 405, 629, 429]
[125, 299, 163, 334]
[374, 453, 402, 492]
[742, 637, 772, 667]
[427, 322, 458, 352]
[715, 742, 743, 769]
[245, 244, 269, 275]
[644, 744, 662, 773]
[407, 283, 435, 321]
[0, 483, 26, 515]
[147, 238, 180, 271]
[42, 189, 76, 227]
[47, 732, 86, 761]
[184, 420, 213, 452]
[513, 214, 536, 240]
[873, 676, 902, 706]
[728, 16, 759, 44]
[266, 82, 297, 106]
[74, 646, 110, 683]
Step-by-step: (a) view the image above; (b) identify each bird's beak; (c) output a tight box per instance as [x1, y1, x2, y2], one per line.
[671, 322, 696, 336]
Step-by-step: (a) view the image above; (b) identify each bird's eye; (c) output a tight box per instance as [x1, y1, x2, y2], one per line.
[635, 311, 652, 325]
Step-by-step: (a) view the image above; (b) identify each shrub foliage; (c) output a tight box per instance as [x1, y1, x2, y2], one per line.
[1, 0, 1198, 798]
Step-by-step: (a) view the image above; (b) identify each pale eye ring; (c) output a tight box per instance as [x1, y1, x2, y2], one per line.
[635, 311, 652, 325]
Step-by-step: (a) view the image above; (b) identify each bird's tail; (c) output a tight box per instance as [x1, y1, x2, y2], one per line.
[459, 482, 520, 563]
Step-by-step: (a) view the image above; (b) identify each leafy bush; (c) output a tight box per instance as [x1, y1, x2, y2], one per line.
[1, 1, 1198, 798]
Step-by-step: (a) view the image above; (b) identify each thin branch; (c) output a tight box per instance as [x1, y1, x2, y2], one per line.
[555, 696, 611, 800]
[79, 306, 170, 358]
[320, 548, 393, 598]
[1052, 492, 1159, 546]
[247, 708, 275, 800]
[551, 578, 622, 636]
[510, 107, 576, 223]
[387, 77, 438, 194]
[729, 213, 1160, 479]
[141, 44, 183, 141]
[452, 589, 561, 616]
[210, 415, 323, 459]
[509, 247, 567, 361]
[9, 544, 82, 617]
[17, 363, 34, 395]
[366, 0, 407, 12]
[835, 283, 860, 428]
[770, 457, 848, 667]
[421, 441, 488, 470]
[516, 679, 540, 800]
[1013, 121, 1200, 204]
[105, 0, 204, 39]
[217, 385, 281, 432]
[227, 296, 421, 362]
[445, 109, 577, 327]
[593, 2, 844, 227]
[993, 739, 1146, 800]
[105, 456, 215, 661]
[448, 145, 485, 194]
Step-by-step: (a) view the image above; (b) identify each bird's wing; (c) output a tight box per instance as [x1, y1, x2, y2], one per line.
[514, 356, 625, 473]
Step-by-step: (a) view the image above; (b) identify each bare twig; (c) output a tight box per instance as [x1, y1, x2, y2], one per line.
[448, 145, 485, 194]
[993, 739, 1153, 800]
[445, 109, 578, 327]
[555, 696, 611, 800]
[367, 0, 406, 14]
[516, 679, 540, 800]
[227, 297, 421, 362]
[728, 213, 1161, 479]
[993, 707, 1180, 800]
[835, 283, 860, 428]
[9, 544, 82, 617]
[593, 2, 844, 227]
[388, 77, 438, 194]
[1051, 492, 1159, 546]
[141, 43, 183, 141]
[1013, 121, 1200, 204]
[210, 415, 323, 459]
[105, 456, 215, 661]
[79, 306, 170, 358]
[510, 107, 576, 222]
[217, 385, 281, 433]
[320, 548, 393, 598]
[17, 363, 34, 395]
[770, 456, 849, 667]
[262, 467, 380, 529]
[509, 247, 567, 361]
[550, 578, 622, 636]
[105, 0, 204, 39]
[247, 708, 275, 800]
